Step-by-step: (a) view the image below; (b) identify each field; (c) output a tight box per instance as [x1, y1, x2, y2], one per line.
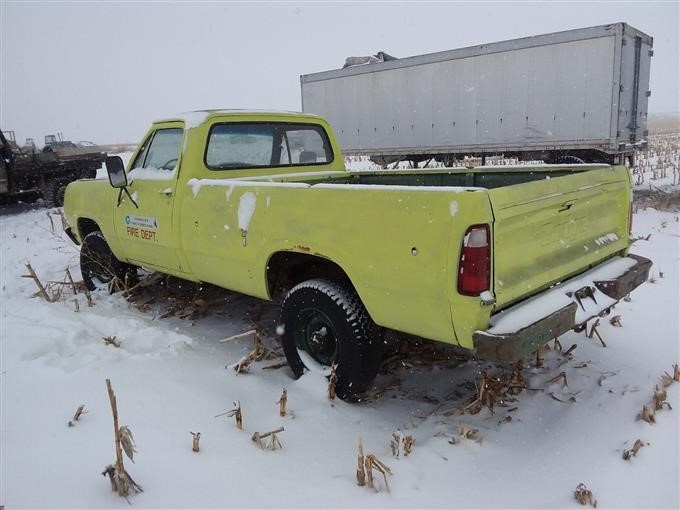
[1, 136, 678, 508]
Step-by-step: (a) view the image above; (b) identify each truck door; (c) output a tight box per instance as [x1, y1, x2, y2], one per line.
[114, 125, 185, 273]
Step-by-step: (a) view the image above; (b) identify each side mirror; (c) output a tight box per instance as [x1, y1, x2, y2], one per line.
[106, 156, 127, 188]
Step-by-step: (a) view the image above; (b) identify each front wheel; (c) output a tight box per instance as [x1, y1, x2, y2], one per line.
[80, 231, 135, 292]
[279, 279, 382, 400]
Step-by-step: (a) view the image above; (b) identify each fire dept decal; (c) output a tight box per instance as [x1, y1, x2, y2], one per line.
[125, 215, 158, 241]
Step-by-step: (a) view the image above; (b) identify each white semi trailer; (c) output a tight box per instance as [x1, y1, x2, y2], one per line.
[301, 23, 653, 166]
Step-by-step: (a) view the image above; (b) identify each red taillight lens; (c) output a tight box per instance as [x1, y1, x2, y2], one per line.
[457, 224, 490, 296]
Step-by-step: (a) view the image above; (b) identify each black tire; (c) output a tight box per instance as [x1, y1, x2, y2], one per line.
[558, 155, 586, 164]
[80, 231, 134, 292]
[279, 279, 382, 400]
[43, 176, 72, 208]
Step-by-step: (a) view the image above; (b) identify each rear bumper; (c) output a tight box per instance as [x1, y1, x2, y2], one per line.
[473, 254, 652, 361]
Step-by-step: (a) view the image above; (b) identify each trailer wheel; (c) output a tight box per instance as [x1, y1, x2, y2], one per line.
[80, 231, 135, 292]
[279, 279, 382, 400]
[558, 155, 586, 164]
[43, 176, 72, 208]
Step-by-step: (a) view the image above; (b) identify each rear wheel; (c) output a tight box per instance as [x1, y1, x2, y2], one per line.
[279, 279, 382, 400]
[80, 231, 135, 292]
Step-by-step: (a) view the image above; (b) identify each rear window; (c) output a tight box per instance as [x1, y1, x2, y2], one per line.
[205, 122, 333, 170]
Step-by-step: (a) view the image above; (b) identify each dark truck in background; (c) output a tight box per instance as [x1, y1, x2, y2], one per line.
[0, 129, 106, 207]
[301, 23, 653, 166]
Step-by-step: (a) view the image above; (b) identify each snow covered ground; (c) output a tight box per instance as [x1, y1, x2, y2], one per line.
[1, 190, 679, 508]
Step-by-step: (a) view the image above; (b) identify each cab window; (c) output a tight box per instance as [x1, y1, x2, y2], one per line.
[205, 122, 333, 170]
[131, 128, 183, 171]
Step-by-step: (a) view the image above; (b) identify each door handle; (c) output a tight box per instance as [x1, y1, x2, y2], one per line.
[159, 188, 173, 197]
[558, 201, 574, 212]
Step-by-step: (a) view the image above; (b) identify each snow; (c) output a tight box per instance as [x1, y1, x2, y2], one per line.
[173, 111, 210, 129]
[237, 192, 257, 231]
[187, 178, 309, 198]
[129, 166, 176, 181]
[0, 204, 678, 508]
[449, 200, 458, 217]
[486, 256, 639, 335]
[313, 183, 482, 193]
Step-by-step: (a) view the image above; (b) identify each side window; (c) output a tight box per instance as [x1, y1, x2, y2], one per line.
[131, 128, 183, 171]
[130, 136, 152, 170]
[285, 128, 331, 165]
[205, 122, 333, 170]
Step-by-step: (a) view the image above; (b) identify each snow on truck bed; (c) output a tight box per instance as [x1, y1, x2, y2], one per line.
[0, 205, 678, 508]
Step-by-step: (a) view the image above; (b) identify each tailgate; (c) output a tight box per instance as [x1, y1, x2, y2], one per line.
[488, 166, 631, 309]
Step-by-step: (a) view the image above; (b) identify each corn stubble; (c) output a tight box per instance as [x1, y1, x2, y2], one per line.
[637, 364, 678, 424]
[622, 439, 647, 460]
[574, 483, 597, 507]
[190, 432, 201, 452]
[67, 404, 87, 427]
[101, 379, 142, 499]
[446, 360, 525, 416]
[215, 401, 243, 430]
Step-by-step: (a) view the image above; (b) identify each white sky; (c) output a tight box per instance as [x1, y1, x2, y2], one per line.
[1, 1, 678, 144]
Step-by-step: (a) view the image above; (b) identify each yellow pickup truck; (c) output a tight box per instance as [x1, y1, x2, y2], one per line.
[63, 110, 651, 399]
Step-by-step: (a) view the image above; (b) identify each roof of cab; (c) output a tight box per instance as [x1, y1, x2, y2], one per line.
[154, 109, 323, 127]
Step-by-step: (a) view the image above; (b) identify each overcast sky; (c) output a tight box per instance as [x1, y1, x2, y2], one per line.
[1, 1, 678, 144]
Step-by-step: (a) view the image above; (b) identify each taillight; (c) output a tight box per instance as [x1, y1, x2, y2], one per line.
[457, 224, 490, 296]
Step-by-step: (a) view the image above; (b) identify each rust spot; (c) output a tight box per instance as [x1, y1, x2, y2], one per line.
[295, 245, 311, 252]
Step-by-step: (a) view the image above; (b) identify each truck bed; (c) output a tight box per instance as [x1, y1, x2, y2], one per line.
[185, 163, 631, 347]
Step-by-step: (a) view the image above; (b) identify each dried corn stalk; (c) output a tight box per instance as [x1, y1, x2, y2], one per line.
[574, 483, 597, 507]
[215, 401, 243, 430]
[587, 319, 607, 347]
[22, 263, 51, 302]
[251, 427, 284, 450]
[403, 435, 415, 456]
[390, 431, 404, 458]
[365, 454, 392, 492]
[622, 439, 646, 460]
[68, 404, 87, 427]
[457, 423, 484, 444]
[356, 438, 366, 486]
[548, 372, 569, 387]
[119, 426, 137, 463]
[191, 432, 201, 452]
[328, 363, 338, 400]
[660, 372, 675, 388]
[389, 430, 416, 458]
[277, 388, 288, 417]
[448, 360, 525, 416]
[638, 405, 655, 424]
[102, 379, 142, 498]
[653, 385, 669, 411]
[103, 336, 121, 348]
[230, 333, 281, 373]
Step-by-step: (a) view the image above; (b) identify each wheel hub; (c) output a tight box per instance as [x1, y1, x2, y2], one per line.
[295, 310, 337, 366]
